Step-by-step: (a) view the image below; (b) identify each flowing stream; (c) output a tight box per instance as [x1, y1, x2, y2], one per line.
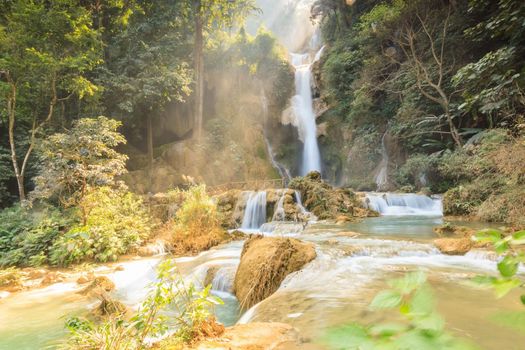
[1, 199, 524, 349]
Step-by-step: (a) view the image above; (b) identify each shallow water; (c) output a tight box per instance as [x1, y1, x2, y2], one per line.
[1, 217, 523, 350]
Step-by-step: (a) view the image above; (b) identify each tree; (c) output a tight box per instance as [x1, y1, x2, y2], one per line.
[32, 116, 127, 223]
[0, 0, 101, 201]
[189, 0, 258, 140]
[393, 4, 463, 147]
[99, 0, 193, 171]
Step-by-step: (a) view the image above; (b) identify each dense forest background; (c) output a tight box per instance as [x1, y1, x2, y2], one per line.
[1, 0, 525, 226]
[307, 0, 525, 227]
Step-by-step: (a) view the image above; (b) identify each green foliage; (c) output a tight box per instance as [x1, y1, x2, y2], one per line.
[320, 271, 477, 350]
[452, 47, 524, 126]
[60, 259, 223, 349]
[163, 185, 227, 254]
[471, 229, 525, 333]
[0, 205, 75, 267]
[32, 117, 128, 208]
[394, 154, 437, 189]
[100, 0, 193, 123]
[50, 187, 151, 266]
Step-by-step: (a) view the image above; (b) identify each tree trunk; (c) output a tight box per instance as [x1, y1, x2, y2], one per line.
[193, 0, 204, 140]
[146, 113, 154, 191]
[6, 82, 26, 201]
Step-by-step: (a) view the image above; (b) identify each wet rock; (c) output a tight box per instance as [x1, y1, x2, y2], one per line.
[186, 322, 302, 350]
[94, 294, 128, 317]
[215, 190, 242, 228]
[289, 171, 375, 220]
[80, 276, 115, 296]
[114, 265, 125, 272]
[434, 238, 473, 255]
[433, 224, 475, 238]
[25, 268, 48, 280]
[234, 235, 316, 309]
[0, 269, 22, 292]
[76, 272, 95, 285]
[40, 272, 65, 286]
[138, 240, 167, 257]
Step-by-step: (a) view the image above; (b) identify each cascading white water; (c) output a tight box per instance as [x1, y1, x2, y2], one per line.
[290, 37, 324, 176]
[241, 191, 267, 229]
[365, 193, 443, 216]
[375, 132, 389, 191]
[271, 191, 286, 221]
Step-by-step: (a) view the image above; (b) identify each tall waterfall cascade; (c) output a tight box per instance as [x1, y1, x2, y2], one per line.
[290, 42, 324, 176]
[365, 193, 443, 216]
[241, 191, 267, 229]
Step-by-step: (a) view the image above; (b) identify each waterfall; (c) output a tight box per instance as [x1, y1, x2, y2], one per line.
[365, 193, 443, 216]
[291, 57, 322, 176]
[288, 24, 324, 176]
[241, 191, 267, 229]
[375, 132, 389, 191]
[272, 191, 286, 221]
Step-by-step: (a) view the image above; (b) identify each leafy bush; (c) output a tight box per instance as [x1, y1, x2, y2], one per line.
[60, 260, 223, 349]
[320, 271, 477, 350]
[161, 185, 227, 254]
[32, 116, 128, 209]
[394, 154, 437, 189]
[0, 205, 74, 267]
[50, 187, 152, 266]
[477, 186, 525, 229]
[442, 178, 505, 217]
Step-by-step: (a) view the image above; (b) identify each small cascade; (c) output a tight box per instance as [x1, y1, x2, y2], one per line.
[271, 191, 286, 222]
[295, 190, 316, 221]
[241, 191, 267, 229]
[263, 135, 292, 183]
[211, 266, 236, 293]
[375, 132, 389, 191]
[365, 193, 443, 216]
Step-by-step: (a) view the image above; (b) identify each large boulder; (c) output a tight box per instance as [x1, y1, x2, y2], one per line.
[434, 238, 473, 255]
[234, 235, 316, 309]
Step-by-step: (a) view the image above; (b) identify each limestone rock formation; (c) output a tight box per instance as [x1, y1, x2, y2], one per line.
[288, 171, 374, 220]
[434, 238, 473, 255]
[234, 235, 316, 309]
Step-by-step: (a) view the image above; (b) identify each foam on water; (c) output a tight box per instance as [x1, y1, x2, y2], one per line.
[365, 192, 443, 216]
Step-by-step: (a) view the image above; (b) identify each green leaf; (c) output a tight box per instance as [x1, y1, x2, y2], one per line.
[511, 230, 525, 245]
[494, 240, 509, 254]
[369, 323, 408, 337]
[388, 271, 427, 294]
[370, 290, 403, 310]
[493, 278, 522, 298]
[497, 256, 519, 277]
[409, 285, 435, 315]
[473, 229, 502, 243]
[521, 295, 525, 306]
[413, 313, 445, 332]
[319, 324, 374, 349]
